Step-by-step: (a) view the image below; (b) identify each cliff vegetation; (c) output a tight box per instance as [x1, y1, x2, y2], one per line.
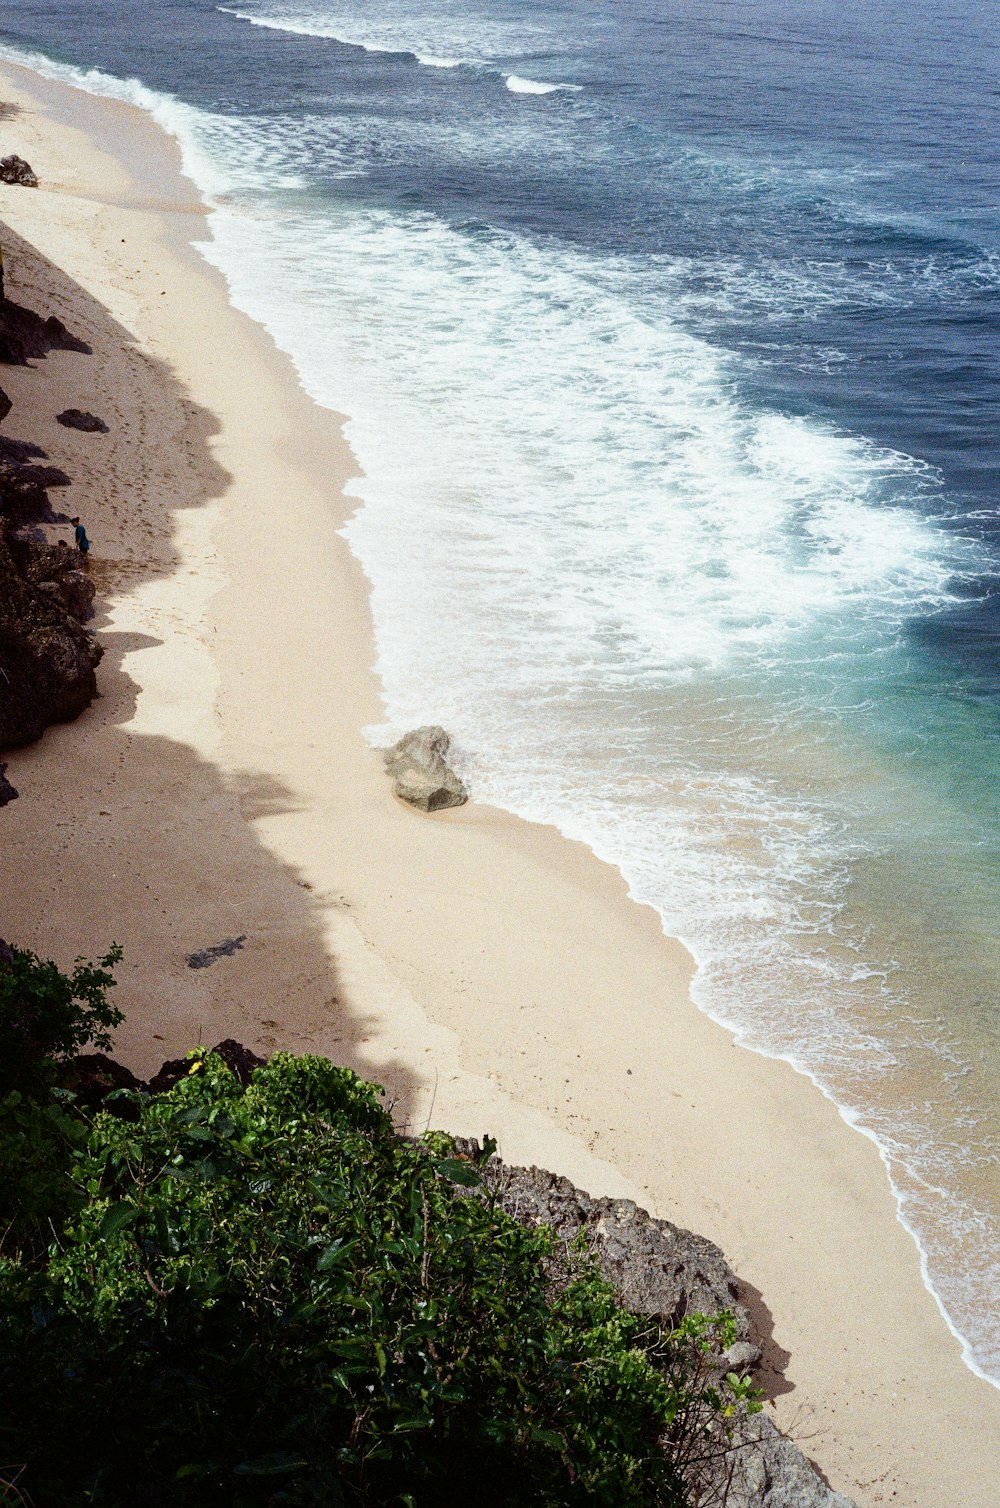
[0, 944, 759, 1508]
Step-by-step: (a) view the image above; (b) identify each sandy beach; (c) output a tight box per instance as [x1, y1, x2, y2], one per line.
[1, 58, 997, 1505]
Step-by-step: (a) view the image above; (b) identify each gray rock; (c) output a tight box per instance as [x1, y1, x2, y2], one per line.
[725, 1340, 763, 1374]
[720, 1412, 857, 1508]
[476, 1157, 749, 1336]
[59, 569, 96, 623]
[383, 725, 468, 812]
[0, 154, 38, 188]
[452, 1145, 858, 1508]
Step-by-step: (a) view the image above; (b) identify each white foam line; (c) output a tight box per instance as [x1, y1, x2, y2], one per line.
[218, 6, 473, 70]
[504, 74, 582, 95]
[683, 959, 1000, 1392]
[543, 813, 1000, 1393]
[218, 5, 411, 54]
[216, 7, 583, 90]
[0, 42, 242, 200]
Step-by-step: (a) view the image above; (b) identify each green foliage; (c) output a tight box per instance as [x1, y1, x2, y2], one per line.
[0, 1087, 89, 1257]
[0, 942, 122, 1098]
[0, 943, 122, 1258]
[0, 952, 758, 1507]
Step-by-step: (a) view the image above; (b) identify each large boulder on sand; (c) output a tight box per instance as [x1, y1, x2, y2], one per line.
[383, 725, 468, 812]
[58, 568, 96, 623]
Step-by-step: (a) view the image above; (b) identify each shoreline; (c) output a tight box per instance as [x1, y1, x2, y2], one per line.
[1, 55, 998, 1507]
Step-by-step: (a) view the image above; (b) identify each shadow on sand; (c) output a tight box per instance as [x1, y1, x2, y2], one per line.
[0, 218, 418, 1120]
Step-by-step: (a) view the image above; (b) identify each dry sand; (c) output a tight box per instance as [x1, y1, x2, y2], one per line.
[0, 59, 997, 1506]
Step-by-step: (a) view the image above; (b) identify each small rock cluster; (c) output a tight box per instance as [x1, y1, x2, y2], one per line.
[186, 934, 248, 970]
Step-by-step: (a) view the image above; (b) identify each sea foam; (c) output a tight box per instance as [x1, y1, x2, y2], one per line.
[504, 75, 582, 95]
[215, 1, 551, 75]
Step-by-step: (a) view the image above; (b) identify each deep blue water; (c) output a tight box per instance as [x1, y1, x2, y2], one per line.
[1, 0, 998, 1382]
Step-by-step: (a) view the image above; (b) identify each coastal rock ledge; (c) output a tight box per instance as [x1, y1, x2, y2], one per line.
[454, 1145, 859, 1508]
[383, 725, 468, 812]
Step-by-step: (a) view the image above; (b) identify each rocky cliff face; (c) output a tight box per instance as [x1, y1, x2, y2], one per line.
[453, 1144, 858, 1508]
[0, 303, 102, 749]
[0, 522, 101, 746]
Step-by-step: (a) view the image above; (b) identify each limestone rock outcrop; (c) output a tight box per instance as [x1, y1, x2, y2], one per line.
[0, 523, 103, 746]
[383, 725, 468, 812]
[453, 1147, 858, 1508]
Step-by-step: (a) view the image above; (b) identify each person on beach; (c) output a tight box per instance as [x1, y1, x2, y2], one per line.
[70, 516, 90, 561]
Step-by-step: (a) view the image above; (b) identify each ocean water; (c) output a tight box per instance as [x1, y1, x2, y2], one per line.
[1, 0, 997, 1383]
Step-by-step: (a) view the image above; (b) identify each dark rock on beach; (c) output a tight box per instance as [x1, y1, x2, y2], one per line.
[0, 300, 91, 365]
[57, 408, 108, 433]
[56, 1052, 144, 1117]
[384, 725, 468, 812]
[186, 934, 247, 970]
[0, 521, 102, 747]
[53, 1041, 266, 1115]
[0, 385, 10, 425]
[0, 154, 38, 188]
[147, 1038, 266, 1097]
[0, 763, 17, 806]
[12, 536, 95, 621]
[206, 1037, 267, 1085]
[58, 567, 96, 623]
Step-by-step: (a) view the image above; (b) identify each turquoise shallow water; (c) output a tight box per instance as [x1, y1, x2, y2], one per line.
[1, 0, 997, 1382]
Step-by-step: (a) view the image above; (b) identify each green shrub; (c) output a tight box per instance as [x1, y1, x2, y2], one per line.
[0, 943, 121, 1258]
[0, 953, 755, 1506]
[0, 942, 122, 1099]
